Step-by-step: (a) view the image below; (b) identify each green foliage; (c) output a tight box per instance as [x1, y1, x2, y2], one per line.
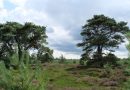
[10, 53, 19, 65]
[0, 22, 48, 64]
[123, 68, 130, 76]
[103, 53, 119, 67]
[79, 59, 85, 65]
[58, 55, 66, 64]
[120, 58, 130, 76]
[73, 60, 76, 64]
[0, 51, 45, 90]
[29, 53, 37, 64]
[79, 53, 88, 65]
[123, 79, 130, 90]
[126, 32, 130, 57]
[37, 46, 54, 63]
[78, 15, 129, 67]
[119, 58, 130, 89]
[42, 63, 128, 90]
[21, 51, 30, 66]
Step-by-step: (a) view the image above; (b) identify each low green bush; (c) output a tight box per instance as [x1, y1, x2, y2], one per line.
[0, 52, 45, 90]
[123, 69, 130, 76]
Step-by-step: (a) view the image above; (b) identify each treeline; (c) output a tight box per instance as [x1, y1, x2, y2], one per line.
[0, 15, 130, 69]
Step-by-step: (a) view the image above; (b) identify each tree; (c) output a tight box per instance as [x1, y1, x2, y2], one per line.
[0, 22, 22, 67]
[15, 22, 47, 61]
[0, 22, 48, 65]
[37, 45, 54, 63]
[77, 15, 129, 67]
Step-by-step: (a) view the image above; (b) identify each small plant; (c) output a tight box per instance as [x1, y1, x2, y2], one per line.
[0, 51, 45, 90]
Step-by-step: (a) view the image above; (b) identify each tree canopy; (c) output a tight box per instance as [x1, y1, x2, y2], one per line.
[0, 22, 51, 66]
[77, 15, 129, 67]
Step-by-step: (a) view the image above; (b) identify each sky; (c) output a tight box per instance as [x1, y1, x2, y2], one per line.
[0, 0, 130, 59]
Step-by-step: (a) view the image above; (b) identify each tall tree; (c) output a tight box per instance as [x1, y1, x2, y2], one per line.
[0, 22, 48, 63]
[77, 15, 129, 66]
[15, 22, 47, 61]
[0, 22, 22, 66]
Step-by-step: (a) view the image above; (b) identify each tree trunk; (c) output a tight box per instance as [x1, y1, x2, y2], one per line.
[15, 36, 22, 62]
[97, 45, 104, 67]
[18, 43, 22, 61]
[97, 45, 102, 60]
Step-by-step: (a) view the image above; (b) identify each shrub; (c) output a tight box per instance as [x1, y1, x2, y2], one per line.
[0, 52, 45, 90]
[123, 69, 130, 76]
[103, 53, 119, 67]
[58, 55, 66, 64]
[79, 59, 85, 65]
[73, 60, 76, 64]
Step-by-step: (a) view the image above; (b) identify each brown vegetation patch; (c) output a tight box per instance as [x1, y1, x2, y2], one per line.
[80, 76, 99, 85]
[99, 78, 118, 86]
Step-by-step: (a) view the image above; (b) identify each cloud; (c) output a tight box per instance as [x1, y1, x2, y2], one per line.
[9, 0, 27, 7]
[53, 50, 80, 59]
[47, 25, 81, 53]
[1, 0, 130, 59]
[0, 0, 7, 23]
[0, 0, 4, 8]
[114, 51, 128, 58]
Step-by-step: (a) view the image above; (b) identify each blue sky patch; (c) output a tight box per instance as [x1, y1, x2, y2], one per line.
[4, 0, 16, 10]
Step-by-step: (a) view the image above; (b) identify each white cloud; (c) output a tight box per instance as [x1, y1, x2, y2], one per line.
[114, 45, 129, 58]
[1, 7, 50, 25]
[1, 0, 130, 59]
[114, 51, 128, 58]
[0, 3, 79, 58]
[9, 0, 27, 7]
[0, 9, 7, 22]
[47, 26, 73, 45]
[53, 50, 80, 59]
[0, 0, 4, 8]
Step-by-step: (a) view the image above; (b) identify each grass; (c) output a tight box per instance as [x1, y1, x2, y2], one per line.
[42, 63, 90, 90]
[0, 57, 130, 90]
[41, 62, 130, 90]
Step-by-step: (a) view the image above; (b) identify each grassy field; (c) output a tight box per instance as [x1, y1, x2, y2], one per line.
[0, 59, 130, 90]
[42, 61, 130, 90]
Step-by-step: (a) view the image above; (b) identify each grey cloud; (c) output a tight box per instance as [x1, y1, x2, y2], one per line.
[49, 40, 81, 53]
[32, 0, 129, 58]
[46, 27, 54, 33]
[69, 27, 82, 41]
[4, 0, 130, 58]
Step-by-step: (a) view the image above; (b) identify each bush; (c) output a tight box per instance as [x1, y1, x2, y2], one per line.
[0, 52, 45, 90]
[123, 69, 130, 76]
[103, 53, 119, 67]
[79, 59, 85, 65]
[123, 79, 130, 89]
[84, 53, 119, 68]
[73, 60, 76, 64]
